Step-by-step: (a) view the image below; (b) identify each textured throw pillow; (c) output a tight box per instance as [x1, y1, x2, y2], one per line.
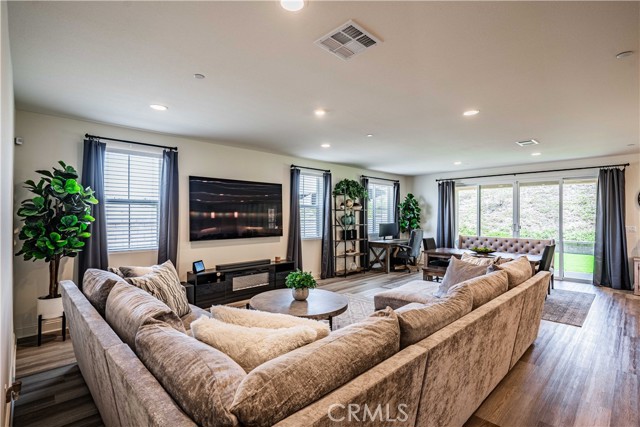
[191, 316, 317, 372]
[118, 265, 154, 278]
[434, 256, 488, 297]
[491, 256, 533, 289]
[211, 305, 330, 339]
[230, 308, 400, 427]
[448, 270, 509, 309]
[106, 281, 186, 351]
[107, 267, 125, 278]
[461, 252, 500, 267]
[136, 319, 246, 427]
[125, 261, 191, 317]
[82, 269, 127, 316]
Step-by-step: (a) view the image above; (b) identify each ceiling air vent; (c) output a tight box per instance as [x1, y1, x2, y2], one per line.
[315, 20, 381, 60]
[515, 139, 540, 147]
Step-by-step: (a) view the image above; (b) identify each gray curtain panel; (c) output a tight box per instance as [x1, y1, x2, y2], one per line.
[594, 168, 631, 289]
[436, 180, 456, 248]
[393, 181, 401, 238]
[287, 168, 302, 270]
[321, 172, 334, 279]
[158, 149, 179, 265]
[361, 176, 370, 267]
[79, 138, 109, 288]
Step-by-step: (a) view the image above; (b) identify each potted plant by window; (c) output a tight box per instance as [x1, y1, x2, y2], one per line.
[285, 269, 317, 301]
[333, 179, 368, 206]
[399, 193, 421, 233]
[16, 161, 98, 320]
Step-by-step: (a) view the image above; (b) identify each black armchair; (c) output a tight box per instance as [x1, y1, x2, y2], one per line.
[392, 229, 423, 272]
[537, 244, 556, 294]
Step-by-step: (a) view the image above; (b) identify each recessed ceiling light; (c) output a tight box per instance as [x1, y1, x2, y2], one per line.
[149, 104, 168, 111]
[616, 51, 634, 59]
[281, 0, 304, 12]
[463, 110, 480, 116]
[194, 73, 205, 79]
[314, 109, 327, 117]
[366, 134, 374, 138]
[454, 161, 462, 165]
[321, 143, 331, 148]
[531, 152, 542, 156]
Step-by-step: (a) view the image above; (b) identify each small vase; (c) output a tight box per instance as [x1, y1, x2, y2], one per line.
[292, 288, 309, 301]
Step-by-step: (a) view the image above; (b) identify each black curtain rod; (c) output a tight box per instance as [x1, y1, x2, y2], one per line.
[290, 164, 330, 173]
[85, 133, 178, 151]
[361, 175, 399, 183]
[435, 163, 629, 182]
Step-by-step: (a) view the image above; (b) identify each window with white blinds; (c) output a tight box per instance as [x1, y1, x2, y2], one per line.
[104, 149, 162, 252]
[299, 172, 324, 239]
[367, 181, 395, 234]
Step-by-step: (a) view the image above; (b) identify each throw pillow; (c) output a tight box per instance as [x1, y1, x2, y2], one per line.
[461, 252, 500, 267]
[491, 256, 533, 289]
[230, 308, 400, 427]
[136, 319, 245, 427]
[125, 261, 191, 317]
[210, 305, 330, 339]
[191, 316, 317, 372]
[448, 270, 509, 309]
[434, 256, 488, 297]
[82, 269, 127, 316]
[118, 265, 154, 278]
[107, 267, 125, 278]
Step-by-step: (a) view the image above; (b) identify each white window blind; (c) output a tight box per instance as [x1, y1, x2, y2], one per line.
[367, 181, 395, 234]
[299, 172, 324, 239]
[104, 149, 162, 252]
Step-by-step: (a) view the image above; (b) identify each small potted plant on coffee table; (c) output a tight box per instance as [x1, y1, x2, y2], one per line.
[285, 269, 317, 301]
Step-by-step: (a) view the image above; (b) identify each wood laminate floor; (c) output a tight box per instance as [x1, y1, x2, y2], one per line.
[12, 270, 640, 427]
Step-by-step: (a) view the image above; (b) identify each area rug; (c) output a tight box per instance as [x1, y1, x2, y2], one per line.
[542, 289, 595, 327]
[333, 294, 375, 330]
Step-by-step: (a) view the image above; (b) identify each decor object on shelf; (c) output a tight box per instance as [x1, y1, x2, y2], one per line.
[398, 193, 421, 233]
[16, 161, 97, 319]
[285, 269, 317, 301]
[332, 179, 368, 201]
[340, 211, 355, 226]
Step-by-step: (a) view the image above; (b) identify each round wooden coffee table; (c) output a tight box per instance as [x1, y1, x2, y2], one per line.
[248, 289, 348, 330]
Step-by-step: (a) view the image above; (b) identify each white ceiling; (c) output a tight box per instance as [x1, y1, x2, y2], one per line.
[8, 1, 640, 176]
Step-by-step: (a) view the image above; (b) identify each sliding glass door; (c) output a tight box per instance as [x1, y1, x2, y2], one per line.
[561, 179, 597, 281]
[480, 184, 513, 237]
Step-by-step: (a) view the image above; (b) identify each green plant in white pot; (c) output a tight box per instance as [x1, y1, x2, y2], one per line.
[15, 161, 97, 320]
[285, 269, 317, 301]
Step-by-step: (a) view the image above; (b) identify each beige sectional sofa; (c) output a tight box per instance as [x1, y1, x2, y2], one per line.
[62, 266, 550, 427]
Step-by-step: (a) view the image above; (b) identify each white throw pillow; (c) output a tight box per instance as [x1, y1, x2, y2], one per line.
[210, 305, 330, 339]
[191, 316, 317, 372]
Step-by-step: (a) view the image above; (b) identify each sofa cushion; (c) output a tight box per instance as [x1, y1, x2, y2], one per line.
[118, 265, 154, 278]
[82, 269, 127, 316]
[191, 316, 317, 372]
[211, 305, 330, 339]
[181, 305, 212, 331]
[230, 308, 400, 427]
[395, 286, 473, 348]
[136, 319, 245, 427]
[448, 270, 509, 309]
[373, 280, 440, 310]
[490, 256, 533, 289]
[106, 281, 186, 351]
[435, 256, 488, 297]
[460, 252, 499, 266]
[125, 261, 191, 317]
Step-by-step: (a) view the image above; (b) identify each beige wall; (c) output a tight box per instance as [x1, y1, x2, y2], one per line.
[1, 2, 15, 425]
[413, 153, 640, 279]
[13, 110, 411, 337]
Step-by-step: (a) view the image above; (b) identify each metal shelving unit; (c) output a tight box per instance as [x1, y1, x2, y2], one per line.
[333, 192, 368, 277]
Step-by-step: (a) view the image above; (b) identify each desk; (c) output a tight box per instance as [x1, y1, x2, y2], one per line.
[423, 248, 542, 281]
[368, 239, 409, 274]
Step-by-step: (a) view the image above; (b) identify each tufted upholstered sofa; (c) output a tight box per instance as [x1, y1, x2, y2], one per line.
[458, 235, 554, 255]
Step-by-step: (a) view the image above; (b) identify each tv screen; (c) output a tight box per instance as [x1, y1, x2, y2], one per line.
[189, 176, 283, 241]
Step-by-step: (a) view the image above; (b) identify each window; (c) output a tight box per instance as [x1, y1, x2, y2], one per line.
[367, 181, 395, 234]
[299, 172, 324, 239]
[456, 185, 478, 236]
[104, 149, 162, 252]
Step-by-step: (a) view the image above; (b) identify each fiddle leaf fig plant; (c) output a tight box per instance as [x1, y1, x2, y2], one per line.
[398, 193, 421, 233]
[16, 161, 98, 299]
[332, 179, 368, 201]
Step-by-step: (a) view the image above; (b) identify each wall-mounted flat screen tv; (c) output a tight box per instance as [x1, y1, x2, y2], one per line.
[189, 176, 283, 241]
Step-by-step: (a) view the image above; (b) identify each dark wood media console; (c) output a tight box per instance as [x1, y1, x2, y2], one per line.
[185, 259, 295, 308]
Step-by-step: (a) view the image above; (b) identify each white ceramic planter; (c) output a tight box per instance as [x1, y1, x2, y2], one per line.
[37, 296, 63, 320]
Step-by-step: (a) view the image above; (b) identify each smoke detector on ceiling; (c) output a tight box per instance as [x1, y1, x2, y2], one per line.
[315, 20, 381, 60]
[515, 139, 540, 147]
